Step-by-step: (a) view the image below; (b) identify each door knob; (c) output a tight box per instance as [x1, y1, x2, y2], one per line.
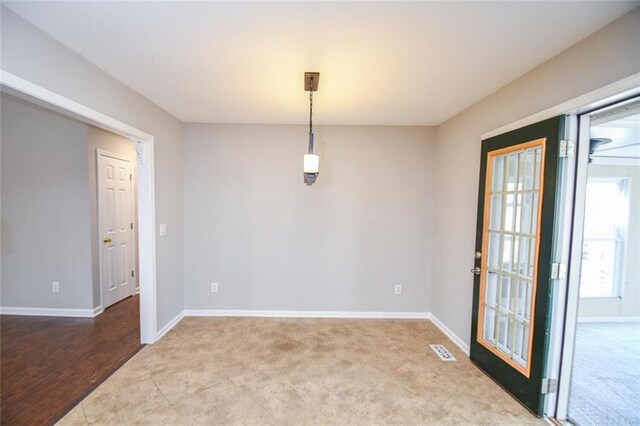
[474, 251, 482, 259]
[103, 236, 112, 244]
[470, 267, 481, 275]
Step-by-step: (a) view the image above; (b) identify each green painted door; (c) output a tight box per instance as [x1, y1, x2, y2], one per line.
[470, 116, 567, 416]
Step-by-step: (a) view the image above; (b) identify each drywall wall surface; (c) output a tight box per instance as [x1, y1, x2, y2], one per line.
[1, 94, 93, 309]
[1, 7, 184, 328]
[88, 126, 139, 308]
[183, 124, 435, 312]
[578, 164, 640, 318]
[433, 8, 640, 346]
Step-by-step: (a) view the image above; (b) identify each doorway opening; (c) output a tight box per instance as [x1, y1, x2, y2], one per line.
[0, 70, 158, 344]
[473, 76, 640, 423]
[0, 92, 148, 424]
[559, 97, 640, 425]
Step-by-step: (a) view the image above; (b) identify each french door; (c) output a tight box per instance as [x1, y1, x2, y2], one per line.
[470, 116, 567, 416]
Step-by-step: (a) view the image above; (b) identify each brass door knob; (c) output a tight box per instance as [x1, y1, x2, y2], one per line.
[103, 236, 112, 244]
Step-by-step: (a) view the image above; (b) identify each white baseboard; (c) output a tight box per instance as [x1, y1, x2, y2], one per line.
[428, 313, 470, 355]
[0, 306, 98, 318]
[577, 315, 640, 323]
[93, 306, 104, 317]
[155, 310, 185, 342]
[182, 309, 431, 319]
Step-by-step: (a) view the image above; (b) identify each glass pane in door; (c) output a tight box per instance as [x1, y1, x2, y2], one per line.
[477, 138, 546, 378]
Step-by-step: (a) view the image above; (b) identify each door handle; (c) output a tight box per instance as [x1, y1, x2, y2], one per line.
[103, 236, 112, 244]
[470, 267, 481, 275]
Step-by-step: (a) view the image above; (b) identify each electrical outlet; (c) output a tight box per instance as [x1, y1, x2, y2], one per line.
[394, 284, 402, 295]
[211, 282, 218, 293]
[52, 281, 60, 292]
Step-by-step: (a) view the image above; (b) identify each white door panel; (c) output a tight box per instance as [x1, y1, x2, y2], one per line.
[98, 151, 134, 309]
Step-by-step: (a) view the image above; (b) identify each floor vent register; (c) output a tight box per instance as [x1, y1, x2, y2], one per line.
[430, 344, 457, 361]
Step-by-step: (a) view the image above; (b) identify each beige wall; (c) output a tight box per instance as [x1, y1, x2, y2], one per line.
[88, 127, 139, 308]
[1, 94, 141, 310]
[183, 124, 436, 312]
[579, 164, 640, 318]
[433, 8, 640, 346]
[1, 94, 93, 309]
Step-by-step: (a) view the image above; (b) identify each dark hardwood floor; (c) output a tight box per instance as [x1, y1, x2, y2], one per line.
[1, 295, 143, 425]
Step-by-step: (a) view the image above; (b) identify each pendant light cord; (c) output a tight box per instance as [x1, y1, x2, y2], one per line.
[309, 83, 313, 135]
[308, 77, 314, 155]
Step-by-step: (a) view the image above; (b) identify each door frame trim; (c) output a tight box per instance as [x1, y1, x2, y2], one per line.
[482, 73, 640, 141]
[0, 69, 158, 344]
[96, 149, 136, 311]
[553, 115, 591, 422]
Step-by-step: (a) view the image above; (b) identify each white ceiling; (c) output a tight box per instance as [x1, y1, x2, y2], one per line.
[4, 1, 638, 125]
[592, 108, 640, 162]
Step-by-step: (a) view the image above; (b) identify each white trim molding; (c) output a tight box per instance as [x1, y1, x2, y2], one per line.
[0, 70, 152, 141]
[428, 314, 471, 355]
[482, 72, 640, 140]
[156, 311, 185, 341]
[183, 309, 431, 320]
[577, 315, 640, 323]
[0, 306, 100, 318]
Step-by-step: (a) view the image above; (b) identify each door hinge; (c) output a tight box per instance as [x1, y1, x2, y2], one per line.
[541, 378, 558, 394]
[130, 174, 133, 181]
[131, 270, 135, 278]
[559, 140, 575, 158]
[131, 222, 133, 230]
[550, 262, 567, 280]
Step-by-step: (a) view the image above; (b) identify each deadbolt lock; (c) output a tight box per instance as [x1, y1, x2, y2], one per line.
[103, 236, 112, 244]
[470, 267, 481, 275]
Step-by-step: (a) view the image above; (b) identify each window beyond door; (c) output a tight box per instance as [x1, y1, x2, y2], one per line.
[579, 178, 629, 298]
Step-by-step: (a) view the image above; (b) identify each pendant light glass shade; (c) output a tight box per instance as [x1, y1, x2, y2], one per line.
[303, 154, 319, 173]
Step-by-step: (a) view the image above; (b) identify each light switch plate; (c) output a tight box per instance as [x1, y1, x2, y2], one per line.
[159, 224, 167, 236]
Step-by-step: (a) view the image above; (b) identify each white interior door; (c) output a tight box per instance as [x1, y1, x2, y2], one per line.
[97, 150, 135, 309]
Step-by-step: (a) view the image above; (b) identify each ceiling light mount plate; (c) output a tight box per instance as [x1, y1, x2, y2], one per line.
[304, 72, 320, 92]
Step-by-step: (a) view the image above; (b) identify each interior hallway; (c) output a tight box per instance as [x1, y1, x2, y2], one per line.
[0, 295, 142, 425]
[59, 317, 541, 425]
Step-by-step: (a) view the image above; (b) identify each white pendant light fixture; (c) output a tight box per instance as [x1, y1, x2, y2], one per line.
[303, 72, 320, 186]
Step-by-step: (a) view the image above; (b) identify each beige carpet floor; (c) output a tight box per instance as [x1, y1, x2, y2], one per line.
[58, 317, 542, 425]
